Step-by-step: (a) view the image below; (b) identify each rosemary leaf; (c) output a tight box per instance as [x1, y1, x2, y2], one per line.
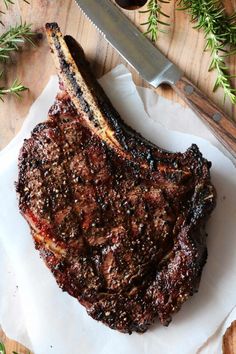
[178, 0, 236, 104]
[0, 78, 28, 101]
[0, 342, 6, 354]
[0, 22, 35, 62]
[0, 0, 33, 102]
[140, 0, 170, 42]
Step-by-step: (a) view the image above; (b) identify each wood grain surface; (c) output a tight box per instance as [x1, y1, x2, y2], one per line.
[224, 321, 236, 353]
[172, 75, 236, 160]
[0, 0, 236, 353]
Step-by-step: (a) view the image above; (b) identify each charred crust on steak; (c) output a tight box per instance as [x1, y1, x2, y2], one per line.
[16, 23, 217, 334]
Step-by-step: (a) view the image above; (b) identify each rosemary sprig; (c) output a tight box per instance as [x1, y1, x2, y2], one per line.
[178, 0, 236, 103]
[0, 341, 31, 354]
[0, 342, 6, 354]
[0, 77, 28, 101]
[209, 37, 236, 103]
[0, 21, 34, 100]
[140, 0, 170, 42]
[0, 22, 35, 61]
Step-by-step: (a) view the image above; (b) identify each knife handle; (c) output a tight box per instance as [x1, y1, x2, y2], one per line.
[171, 75, 236, 160]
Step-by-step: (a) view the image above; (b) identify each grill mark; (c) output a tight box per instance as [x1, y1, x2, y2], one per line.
[18, 97, 216, 333]
[57, 121, 83, 232]
[30, 133, 55, 227]
[82, 142, 115, 290]
[58, 121, 109, 289]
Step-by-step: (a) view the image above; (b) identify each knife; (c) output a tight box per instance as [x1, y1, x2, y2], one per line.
[74, 0, 236, 159]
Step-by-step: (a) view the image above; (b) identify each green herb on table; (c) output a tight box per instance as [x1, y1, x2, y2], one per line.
[139, 0, 236, 103]
[178, 0, 236, 104]
[0, 76, 28, 101]
[0, 2, 35, 101]
[0, 342, 6, 354]
[140, 0, 170, 42]
[0, 22, 34, 61]
[0, 342, 31, 354]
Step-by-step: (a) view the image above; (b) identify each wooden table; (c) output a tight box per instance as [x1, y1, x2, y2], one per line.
[0, 0, 236, 353]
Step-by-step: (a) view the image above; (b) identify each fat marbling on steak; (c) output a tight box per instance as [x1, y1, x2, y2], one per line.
[16, 23, 216, 333]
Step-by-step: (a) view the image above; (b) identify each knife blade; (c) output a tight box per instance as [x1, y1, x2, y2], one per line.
[75, 0, 236, 160]
[75, 0, 182, 87]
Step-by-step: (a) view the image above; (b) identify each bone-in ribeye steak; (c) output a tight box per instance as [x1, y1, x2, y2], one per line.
[16, 23, 216, 333]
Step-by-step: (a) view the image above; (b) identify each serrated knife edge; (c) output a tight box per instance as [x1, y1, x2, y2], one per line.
[74, 0, 182, 87]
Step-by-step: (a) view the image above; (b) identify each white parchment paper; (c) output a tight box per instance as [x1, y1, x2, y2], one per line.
[1, 65, 236, 354]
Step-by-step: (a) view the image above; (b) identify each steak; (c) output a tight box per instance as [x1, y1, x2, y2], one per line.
[16, 23, 216, 333]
